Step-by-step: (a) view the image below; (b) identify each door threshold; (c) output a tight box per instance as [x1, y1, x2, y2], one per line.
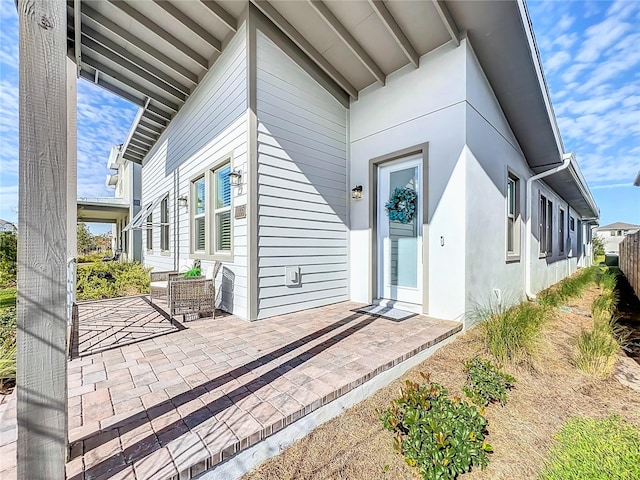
[373, 299, 423, 315]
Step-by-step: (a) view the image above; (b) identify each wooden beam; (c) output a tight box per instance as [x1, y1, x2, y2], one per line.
[17, 1, 68, 478]
[81, 24, 193, 95]
[432, 0, 460, 47]
[138, 119, 162, 135]
[79, 67, 145, 106]
[141, 110, 168, 129]
[82, 4, 199, 84]
[108, 0, 209, 69]
[73, 0, 81, 76]
[308, 0, 385, 85]
[152, 0, 222, 52]
[368, 0, 419, 68]
[251, 0, 358, 98]
[200, 0, 237, 32]
[128, 137, 152, 150]
[81, 54, 181, 112]
[81, 38, 188, 103]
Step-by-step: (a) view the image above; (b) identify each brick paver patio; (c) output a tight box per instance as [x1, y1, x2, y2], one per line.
[0, 299, 461, 480]
[72, 296, 181, 357]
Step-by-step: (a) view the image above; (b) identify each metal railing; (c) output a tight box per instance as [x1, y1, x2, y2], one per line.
[620, 231, 640, 300]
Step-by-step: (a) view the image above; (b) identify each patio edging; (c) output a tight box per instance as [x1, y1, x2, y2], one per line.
[176, 323, 463, 480]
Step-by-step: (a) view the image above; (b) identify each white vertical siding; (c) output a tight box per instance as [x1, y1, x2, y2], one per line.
[256, 32, 348, 319]
[141, 25, 249, 318]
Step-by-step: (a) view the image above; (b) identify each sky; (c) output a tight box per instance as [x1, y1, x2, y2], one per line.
[0, 0, 638, 234]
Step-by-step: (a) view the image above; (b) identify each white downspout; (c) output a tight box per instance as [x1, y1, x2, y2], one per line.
[525, 153, 573, 300]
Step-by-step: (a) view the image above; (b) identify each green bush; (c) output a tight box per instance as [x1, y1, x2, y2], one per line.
[539, 415, 640, 480]
[574, 321, 619, 378]
[591, 292, 617, 321]
[597, 268, 618, 293]
[182, 266, 201, 277]
[78, 251, 112, 264]
[380, 374, 492, 480]
[482, 302, 549, 364]
[0, 307, 16, 331]
[76, 262, 151, 300]
[0, 334, 16, 387]
[463, 357, 516, 407]
[0, 232, 17, 288]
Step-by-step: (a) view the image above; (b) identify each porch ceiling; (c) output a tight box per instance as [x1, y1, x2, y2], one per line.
[77, 197, 129, 223]
[67, 0, 597, 217]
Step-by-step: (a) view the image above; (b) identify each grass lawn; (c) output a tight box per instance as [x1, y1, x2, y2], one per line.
[243, 281, 640, 480]
[0, 288, 16, 308]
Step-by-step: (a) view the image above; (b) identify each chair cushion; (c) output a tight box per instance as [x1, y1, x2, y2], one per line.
[150, 281, 168, 289]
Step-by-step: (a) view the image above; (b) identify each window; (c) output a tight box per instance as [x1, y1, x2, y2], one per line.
[146, 213, 153, 250]
[539, 194, 553, 257]
[506, 173, 520, 259]
[570, 216, 575, 231]
[559, 208, 565, 254]
[190, 161, 232, 257]
[160, 196, 169, 251]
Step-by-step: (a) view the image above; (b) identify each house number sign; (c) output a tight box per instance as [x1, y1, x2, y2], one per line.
[235, 205, 247, 219]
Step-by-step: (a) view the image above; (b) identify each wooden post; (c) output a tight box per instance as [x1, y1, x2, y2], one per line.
[17, 1, 68, 479]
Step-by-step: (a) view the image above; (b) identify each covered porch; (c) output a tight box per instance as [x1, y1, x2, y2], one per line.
[3, 299, 461, 479]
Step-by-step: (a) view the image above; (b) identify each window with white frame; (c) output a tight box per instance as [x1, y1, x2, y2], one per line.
[146, 213, 153, 250]
[506, 173, 520, 259]
[190, 161, 232, 257]
[539, 194, 553, 257]
[160, 196, 169, 251]
[559, 208, 565, 254]
[570, 216, 575, 232]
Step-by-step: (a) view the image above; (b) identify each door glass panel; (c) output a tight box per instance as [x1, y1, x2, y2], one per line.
[389, 167, 418, 288]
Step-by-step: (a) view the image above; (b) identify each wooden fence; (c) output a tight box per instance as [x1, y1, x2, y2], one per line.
[620, 231, 640, 300]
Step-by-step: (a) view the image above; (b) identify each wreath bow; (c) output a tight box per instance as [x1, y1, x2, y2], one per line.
[385, 187, 417, 224]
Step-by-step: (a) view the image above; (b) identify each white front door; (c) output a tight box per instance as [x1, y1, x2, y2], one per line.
[377, 155, 423, 306]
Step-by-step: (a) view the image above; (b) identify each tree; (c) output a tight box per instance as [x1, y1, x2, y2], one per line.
[77, 222, 95, 254]
[592, 234, 605, 259]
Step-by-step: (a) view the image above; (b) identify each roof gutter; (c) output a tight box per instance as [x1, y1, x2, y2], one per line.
[525, 153, 573, 300]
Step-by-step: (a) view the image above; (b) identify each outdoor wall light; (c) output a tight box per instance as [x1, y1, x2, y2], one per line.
[229, 169, 242, 187]
[351, 185, 363, 199]
[178, 195, 188, 208]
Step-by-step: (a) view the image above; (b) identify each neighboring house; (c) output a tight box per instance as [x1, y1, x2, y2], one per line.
[77, 144, 143, 262]
[0, 219, 17, 235]
[596, 222, 640, 255]
[76, 0, 598, 324]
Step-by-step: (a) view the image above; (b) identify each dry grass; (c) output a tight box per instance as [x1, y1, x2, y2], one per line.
[243, 284, 640, 480]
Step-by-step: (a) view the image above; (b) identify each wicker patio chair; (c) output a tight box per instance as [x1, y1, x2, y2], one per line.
[169, 278, 215, 321]
[150, 270, 182, 302]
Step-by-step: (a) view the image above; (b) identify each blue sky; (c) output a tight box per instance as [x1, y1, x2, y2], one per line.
[0, 1, 638, 234]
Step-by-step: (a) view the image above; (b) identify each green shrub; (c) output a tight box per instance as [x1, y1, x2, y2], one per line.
[0, 332, 16, 386]
[380, 374, 492, 480]
[597, 268, 618, 293]
[539, 415, 640, 480]
[76, 262, 151, 300]
[77, 251, 112, 263]
[482, 302, 549, 364]
[591, 292, 617, 322]
[574, 319, 620, 378]
[0, 307, 16, 331]
[0, 232, 17, 288]
[463, 357, 516, 407]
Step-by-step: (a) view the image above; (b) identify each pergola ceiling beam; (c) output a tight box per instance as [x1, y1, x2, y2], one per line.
[81, 54, 180, 113]
[80, 24, 192, 96]
[308, 0, 385, 85]
[138, 119, 162, 135]
[82, 4, 199, 85]
[73, 0, 81, 76]
[79, 68, 146, 107]
[200, 0, 237, 33]
[141, 111, 168, 129]
[126, 143, 147, 156]
[123, 152, 143, 164]
[129, 138, 152, 150]
[107, 0, 209, 69]
[368, 0, 419, 68]
[251, 0, 358, 98]
[152, 0, 222, 52]
[133, 127, 159, 144]
[432, 0, 460, 47]
[81, 37, 188, 104]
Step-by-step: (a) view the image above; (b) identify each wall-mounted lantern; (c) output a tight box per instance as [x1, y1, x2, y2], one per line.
[177, 195, 188, 208]
[351, 185, 363, 200]
[229, 169, 242, 187]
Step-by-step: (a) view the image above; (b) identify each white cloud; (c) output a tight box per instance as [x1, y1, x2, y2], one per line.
[576, 18, 631, 63]
[544, 51, 571, 73]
